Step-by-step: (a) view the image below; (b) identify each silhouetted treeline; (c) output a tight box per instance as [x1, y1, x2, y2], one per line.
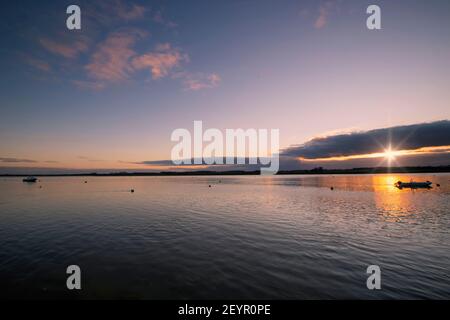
[1, 165, 449, 177]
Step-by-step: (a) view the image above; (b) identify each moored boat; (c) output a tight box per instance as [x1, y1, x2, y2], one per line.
[22, 176, 37, 183]
[395, 180, 432, 189]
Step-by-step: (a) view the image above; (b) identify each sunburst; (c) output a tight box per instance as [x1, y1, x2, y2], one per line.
[383, 147, 397, 161]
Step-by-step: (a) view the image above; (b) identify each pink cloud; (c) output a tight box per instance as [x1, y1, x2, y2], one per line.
[85, 33, 186, 85]
[40, 38, 88, 58]
[180, 73, 221, 91]
[131, 43, 187, 79]
[315, 2, 334, 29]
[85, 29, 147, 82]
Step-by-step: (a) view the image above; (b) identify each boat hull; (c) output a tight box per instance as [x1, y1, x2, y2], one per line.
[395, 181, 432, 189]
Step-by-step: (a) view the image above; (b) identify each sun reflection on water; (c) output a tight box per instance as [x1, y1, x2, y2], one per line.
[372, 175, 418, 221]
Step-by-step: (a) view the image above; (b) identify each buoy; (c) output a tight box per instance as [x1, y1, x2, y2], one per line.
[330, 187, 334, 190]
[436, 184, 440, 187]
[131, 189, 135, 193]
[209, 185, 212, 188]
[84, 181, 87, 183]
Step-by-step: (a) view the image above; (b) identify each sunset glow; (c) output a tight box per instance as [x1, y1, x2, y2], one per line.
[298, 145, 450, 162]
[0, 0, 449, 174]
[383, 148, 397, 161]
[1, 1, 450, 303]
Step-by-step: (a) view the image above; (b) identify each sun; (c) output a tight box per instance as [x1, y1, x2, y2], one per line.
[383, 148, 396, 161]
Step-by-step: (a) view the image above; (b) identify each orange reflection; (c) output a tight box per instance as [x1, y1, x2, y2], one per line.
[372, 175, 401, 192]
[371, 175, 415, 221]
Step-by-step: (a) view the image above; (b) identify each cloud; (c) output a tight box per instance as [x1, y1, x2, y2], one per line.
[282, 120, 450, 159]
[131, 159, 220, 166]
[72, 80, 106, 91]
[85, 29, 147, 82]
[125, 121, 450, 171]
[83, 0, 147, 25]
[29, 5, 214, 91]
[173, 72, 221, 91]
[125, 160, 175, 166]
[39, 38, 89, 58]
[156, 120, 450, 170]
[152, 10, 178, 28]
[131, 43, 187, 79]
[85, 32, 187, 85]
[314, 1, 334, 29]
[82, 1, 173, 28]
[125, 158, 271, 172]
[116, 2, 147, 20]
[23, 56, 51, 72]
[78, 156, 105, 162]
[0, 157, 37, 163]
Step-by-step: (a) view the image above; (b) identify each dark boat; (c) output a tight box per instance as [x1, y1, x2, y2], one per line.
[395, 180, 432, 189]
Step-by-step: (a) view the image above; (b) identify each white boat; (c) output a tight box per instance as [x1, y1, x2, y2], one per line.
[22, 176, 37, 183]
[395, 180, 432, 189]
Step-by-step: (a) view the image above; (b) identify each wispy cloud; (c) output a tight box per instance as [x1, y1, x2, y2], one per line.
[132, 43, 187, 79]
[152, 10, 178, 28]
[84, 0, 147, 26]
[78, 156, 105, 162]
[122, 160, 175, 166]
[72, 80, 106, 91]
[0, 157, 37, 163]
[85, 29, 147, 82]
[39, 38, 89, 59]
[315, 1, 335, 29]
[178, 73, 221, 91]
[131, 157, 267, 167]
[116, 1, 147, 20]
[23, 56, 51, 72]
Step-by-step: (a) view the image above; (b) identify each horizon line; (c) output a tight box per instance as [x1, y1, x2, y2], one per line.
[1, 165, 449, 177]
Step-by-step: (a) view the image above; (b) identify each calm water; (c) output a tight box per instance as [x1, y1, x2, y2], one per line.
[0, 174, 449, 299]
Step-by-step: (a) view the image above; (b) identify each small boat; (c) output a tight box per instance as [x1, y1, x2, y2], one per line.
[22, 176, 37, 183]
[395, 180, 432, 189]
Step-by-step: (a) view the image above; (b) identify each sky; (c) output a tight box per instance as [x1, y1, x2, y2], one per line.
[0, 0, 449, 173]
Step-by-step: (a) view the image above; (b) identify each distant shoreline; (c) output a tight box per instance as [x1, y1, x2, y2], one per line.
[1, 166, 449, 177]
